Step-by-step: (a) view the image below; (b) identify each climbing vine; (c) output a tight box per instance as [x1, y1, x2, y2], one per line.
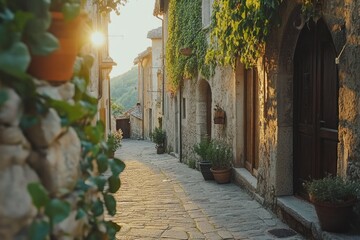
[165, 0, 212, 94]
[205, 0, 282, 69]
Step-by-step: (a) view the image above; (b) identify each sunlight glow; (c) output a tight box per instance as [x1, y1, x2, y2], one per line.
[91, 31, 105, 47]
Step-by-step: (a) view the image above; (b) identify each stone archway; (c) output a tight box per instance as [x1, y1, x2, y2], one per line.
[196, 79, 212, 141]
[271, 4, 339, 196]
[270, 4, 305, 196]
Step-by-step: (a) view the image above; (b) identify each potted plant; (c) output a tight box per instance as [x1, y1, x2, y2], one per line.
[150, 127, 166, 154]
[193, 137, 214, 180]
[305, 175, 360, 232]
[26, 0, 86, 83]
[207, 140, 233, 184]
[107, 129, 123, 157]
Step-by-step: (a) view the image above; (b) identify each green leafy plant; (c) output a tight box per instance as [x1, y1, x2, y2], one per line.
[305, 175, 360, 204]
[206, 0, 282, 69]
[193, 137, 211, 162]
[301, 0, 322, 24]
[206, 140, 233, 169]
[166, 0, 213, 94]
[188, 159, 196, 169]
[150, 127, 166, 148]
[0, 0, 127, 238]
[94, 0, 127, 15]
[107, 129, 123, 153]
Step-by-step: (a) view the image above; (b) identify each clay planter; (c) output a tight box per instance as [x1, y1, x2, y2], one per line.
[28, 12, 83, 84]
[312, 198, 357, 232]
[179, 47, 192, 56]
[199, 161, 214, 180]
[214, 110, 225, 124]
[156, 145, 165, 154]
[210, 167, 232, 184]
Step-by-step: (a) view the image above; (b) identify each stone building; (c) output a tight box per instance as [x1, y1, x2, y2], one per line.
[155, 0, 360, 238]
[133, 27, 163, 140]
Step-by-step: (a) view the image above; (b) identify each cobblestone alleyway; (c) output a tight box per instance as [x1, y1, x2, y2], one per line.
[109, 139, 304, 240]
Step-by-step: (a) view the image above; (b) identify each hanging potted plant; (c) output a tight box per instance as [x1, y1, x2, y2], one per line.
[207, 140, 233, 184]
[193, 137, 214, 180]
[214, 104, 226, 124]
[305, 175, 360, 232]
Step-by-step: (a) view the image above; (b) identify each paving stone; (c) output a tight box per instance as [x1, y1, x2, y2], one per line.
[196, 221, 216, 233]
[127, 228, 163, 238]
[217, 230, 234, 239]
[203, 232, 222, 240]
[161, 229, 188, 239]
[188, 230, 205, 239]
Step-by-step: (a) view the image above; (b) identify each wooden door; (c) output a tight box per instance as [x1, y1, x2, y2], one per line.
[293, 19, 338, 196]
[245, 68, 259, 176]
[116, 118, 130, 138]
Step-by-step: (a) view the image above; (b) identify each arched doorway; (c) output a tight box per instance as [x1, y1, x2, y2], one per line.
[197, 79, 212, 140]
[293, 19, 339, 196]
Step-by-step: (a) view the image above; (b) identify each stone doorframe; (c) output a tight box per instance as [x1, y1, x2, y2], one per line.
[196, 79, 212, 142]
[267, 2, 343, 196]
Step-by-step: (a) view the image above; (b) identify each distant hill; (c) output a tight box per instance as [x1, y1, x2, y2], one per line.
[110, 66, 138, 111]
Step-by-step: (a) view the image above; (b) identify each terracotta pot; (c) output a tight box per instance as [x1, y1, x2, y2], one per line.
[312, 198, 357, 232]
[156, 145, 165, 154]
[199, 161, 214, 180]
[210, 167, 232, 184]
[27, 12, 83, 84]
[179, 47, 192, 56]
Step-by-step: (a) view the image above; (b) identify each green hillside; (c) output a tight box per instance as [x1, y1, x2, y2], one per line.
[110, 66, 138, 112]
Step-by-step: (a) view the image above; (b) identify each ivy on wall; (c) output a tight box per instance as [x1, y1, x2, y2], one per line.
[205, 0, 283, 69]
[165, 0, 212, 94]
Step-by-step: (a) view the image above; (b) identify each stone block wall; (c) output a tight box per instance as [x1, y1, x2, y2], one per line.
[179, 66, 237, 166]
[257, 0, 360, 201]
[0, 80, 83, 239]
[130, 116, 143, 139]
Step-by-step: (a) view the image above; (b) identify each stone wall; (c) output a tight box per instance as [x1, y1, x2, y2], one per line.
[180, 65, 237, 165]
[0, 80, 83, 239]
[257, 0, 360, 201]
[130, 116, 143, 139]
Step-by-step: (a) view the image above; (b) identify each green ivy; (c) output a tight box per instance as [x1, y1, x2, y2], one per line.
[0, 0, 125, 239]
[206, 0, 282, 69]
[165, 0, 213, 94]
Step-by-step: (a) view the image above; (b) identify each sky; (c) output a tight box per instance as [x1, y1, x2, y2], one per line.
[108, 0, 161, 78]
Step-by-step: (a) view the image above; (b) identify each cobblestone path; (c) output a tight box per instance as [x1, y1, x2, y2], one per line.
[109, 139, 304, 240]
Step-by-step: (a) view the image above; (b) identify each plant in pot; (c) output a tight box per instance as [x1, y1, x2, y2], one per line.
[107, 129, 123, 158]
[193, 137, 214, 180]
[150, 127, 166, 154]
[305, 175, 360, 232]
[207, 140, 233, 184]
[25, 0, 86, 83]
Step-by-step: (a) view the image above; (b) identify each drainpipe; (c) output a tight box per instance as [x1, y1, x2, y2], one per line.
[139, 59, 145, 140]
[179, 81, 183, 163]
[155, 15, 165, 117]
[108, 77, 111, 132]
